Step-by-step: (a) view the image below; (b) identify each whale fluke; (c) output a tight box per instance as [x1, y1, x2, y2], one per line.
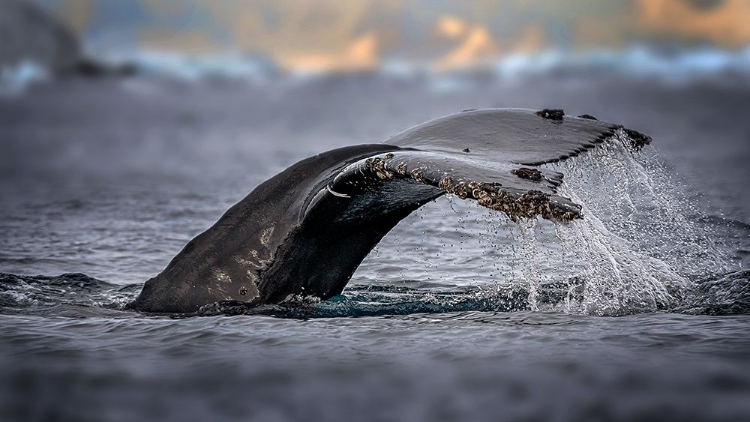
[131, 109, 649, 313]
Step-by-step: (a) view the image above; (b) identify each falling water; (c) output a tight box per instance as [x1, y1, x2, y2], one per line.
[559, 135, 734, 279]
[519, 218, 540, 311]
[519, 133, 736, 315]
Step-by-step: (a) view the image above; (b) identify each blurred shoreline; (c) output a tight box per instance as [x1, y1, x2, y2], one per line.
[4, 45, 750, 97]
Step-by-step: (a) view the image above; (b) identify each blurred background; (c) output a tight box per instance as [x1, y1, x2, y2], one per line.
[3, 0, 750, 83]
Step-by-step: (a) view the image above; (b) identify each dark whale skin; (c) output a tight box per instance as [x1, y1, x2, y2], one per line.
[131, 109, 648, 313]
[131, 144, 401, 313]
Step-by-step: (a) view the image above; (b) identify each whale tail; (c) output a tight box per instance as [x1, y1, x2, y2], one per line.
[326, 108, 648, 223]
[132, 108, 650, 313]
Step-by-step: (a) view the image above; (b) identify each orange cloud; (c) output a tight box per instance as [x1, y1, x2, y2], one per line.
[635, 0, 750, 47]
[45, 0, 750, 74]
[433, 24, 498, 70]
[277, 31, 379, 72]
[347, 31, 379, 68]
[436, 15, 467, 39]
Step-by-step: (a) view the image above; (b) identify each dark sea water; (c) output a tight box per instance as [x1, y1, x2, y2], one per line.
[0, 69, 749, 421]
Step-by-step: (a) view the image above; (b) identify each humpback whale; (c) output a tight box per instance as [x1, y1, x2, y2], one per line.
[131, 108, 651, 313]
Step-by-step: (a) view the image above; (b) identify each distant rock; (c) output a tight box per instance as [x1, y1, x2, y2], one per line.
[70, 57, 137, 78]
[0, 0, 81, 72]
[0, 0, 135, 79]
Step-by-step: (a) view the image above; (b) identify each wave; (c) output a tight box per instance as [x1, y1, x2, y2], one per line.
[0, 272, 137, 314]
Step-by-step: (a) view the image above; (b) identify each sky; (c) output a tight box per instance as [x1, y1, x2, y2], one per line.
[36, 0, 750, 71]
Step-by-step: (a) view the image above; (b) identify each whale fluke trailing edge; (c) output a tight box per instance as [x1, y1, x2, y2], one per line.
[131, 108, 651, 313]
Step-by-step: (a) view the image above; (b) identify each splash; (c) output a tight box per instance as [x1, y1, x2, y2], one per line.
[552, 188, 683, 316]
[516, 135, 737, 315]
[519, 218, 541, 312]
[442, 130, 739, 317]
[559, 137, 734, 279]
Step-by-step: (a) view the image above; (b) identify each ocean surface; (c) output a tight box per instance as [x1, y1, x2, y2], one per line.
[1, 64, 749, 421]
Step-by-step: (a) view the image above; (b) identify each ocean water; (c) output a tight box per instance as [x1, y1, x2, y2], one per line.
[0, 70, 749, 422]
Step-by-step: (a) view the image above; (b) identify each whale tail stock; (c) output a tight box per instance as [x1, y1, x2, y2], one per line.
[131, 108, 650, 313]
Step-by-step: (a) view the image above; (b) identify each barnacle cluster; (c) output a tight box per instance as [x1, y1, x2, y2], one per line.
[535, 108, 565, 120]
[620, 128, 652, 150]
[511, 167, 543, 182]
[363, 157, 395, 180]
[361, 153, 581, 223]
[439, 178, 581, 223]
